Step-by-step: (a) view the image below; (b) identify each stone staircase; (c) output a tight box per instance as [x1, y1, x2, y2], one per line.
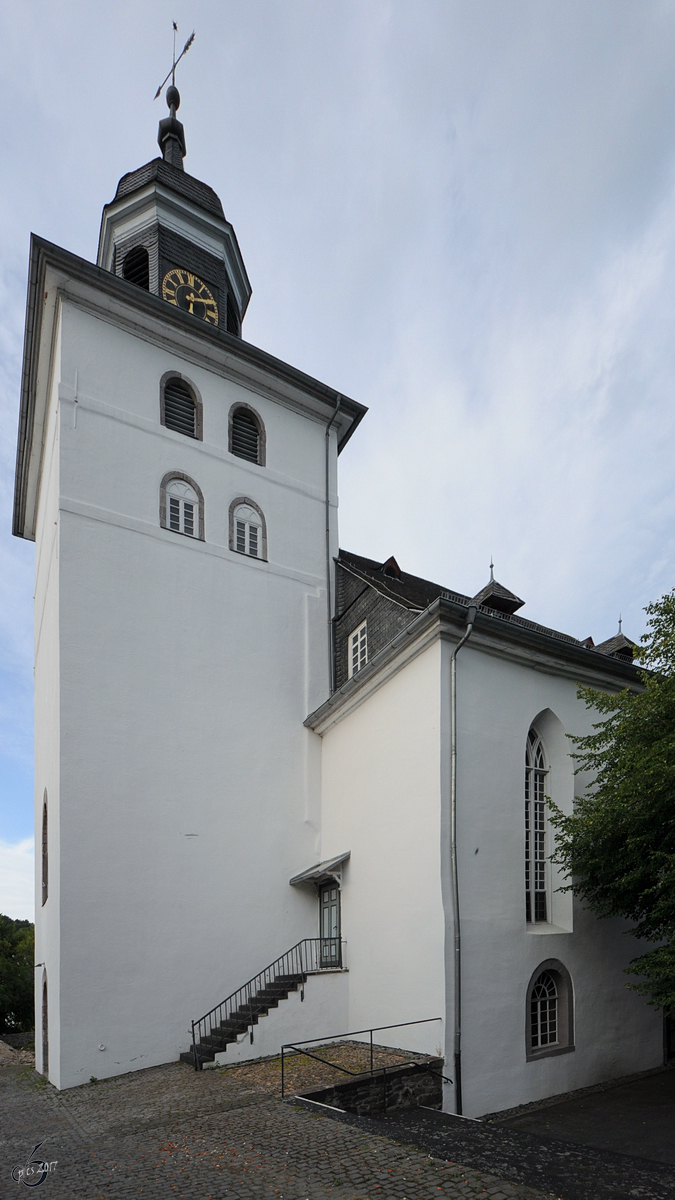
[180, 972, 306, 1068]
[182, 939, 343, 1070]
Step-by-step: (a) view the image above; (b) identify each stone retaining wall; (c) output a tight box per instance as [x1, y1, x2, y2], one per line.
[298, 1056, 444, 1116]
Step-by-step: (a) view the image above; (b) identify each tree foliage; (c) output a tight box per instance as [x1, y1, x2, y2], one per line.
[0, 914, 34, 1033]
[550, 590, 675, 1014]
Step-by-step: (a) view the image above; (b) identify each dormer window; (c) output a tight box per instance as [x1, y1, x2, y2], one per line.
[161, 374, 202, 440]
[122, 246, 150, 290]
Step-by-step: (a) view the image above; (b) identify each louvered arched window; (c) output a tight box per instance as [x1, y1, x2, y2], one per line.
[229, 405, 265, 465]
[161, 375, 202, 440]
[122, 246, 150, 290]
[226, 292, 240, 336]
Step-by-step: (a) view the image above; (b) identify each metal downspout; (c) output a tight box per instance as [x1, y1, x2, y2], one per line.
[450, 603, 477, 1115]
[325, 397, 341, 693]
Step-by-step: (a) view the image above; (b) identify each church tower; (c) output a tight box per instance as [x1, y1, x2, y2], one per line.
[14, 88, 365, 1087]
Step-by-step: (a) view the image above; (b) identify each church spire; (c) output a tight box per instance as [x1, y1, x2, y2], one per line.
[154, 26, 195, 170]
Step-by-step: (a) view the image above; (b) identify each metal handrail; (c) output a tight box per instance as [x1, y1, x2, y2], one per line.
[190, 937, 344, 1070]
[280, 1017, 451, 1104]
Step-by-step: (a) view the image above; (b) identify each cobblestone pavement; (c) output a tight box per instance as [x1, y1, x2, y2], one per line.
[1, 1060, 556, 1200]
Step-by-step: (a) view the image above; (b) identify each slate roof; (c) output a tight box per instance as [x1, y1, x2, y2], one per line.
[471, 577, 525, 614]
[112, 158, 226, 220]
[337, 549, 633, 659]
[593, 632, 637, 661]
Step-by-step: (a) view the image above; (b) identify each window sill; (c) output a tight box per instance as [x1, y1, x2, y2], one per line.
[526, 1043, 575, 1063]
[526, 923, 571, 935]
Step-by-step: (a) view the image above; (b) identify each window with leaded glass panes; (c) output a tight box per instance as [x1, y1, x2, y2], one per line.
[530, 970, 558, 1049]
[525, 728, 548, 923]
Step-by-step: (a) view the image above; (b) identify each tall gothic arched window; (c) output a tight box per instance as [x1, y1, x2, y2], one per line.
[525, 728, 548, 923]
[41, 790, 48, 906]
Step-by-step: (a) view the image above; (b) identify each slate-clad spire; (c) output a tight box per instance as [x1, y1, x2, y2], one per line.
[158, 85, 186, 170]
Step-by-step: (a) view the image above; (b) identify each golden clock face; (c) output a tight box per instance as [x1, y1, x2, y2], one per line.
[162, 269, 219, 325]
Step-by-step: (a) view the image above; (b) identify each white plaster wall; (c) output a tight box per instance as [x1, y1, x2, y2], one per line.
[33, 310, 63, 1080]
[318, 643, 446, 1061]
[211, 969, 349, 1068]
[444, 638, 663, 1116]
[46, 301, 341, 1088]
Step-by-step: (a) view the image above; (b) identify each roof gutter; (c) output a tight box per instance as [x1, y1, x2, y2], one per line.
[449, 602, 477, 1116]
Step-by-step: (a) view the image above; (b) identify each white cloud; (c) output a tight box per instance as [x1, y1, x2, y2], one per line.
[0, 839, 34, 923]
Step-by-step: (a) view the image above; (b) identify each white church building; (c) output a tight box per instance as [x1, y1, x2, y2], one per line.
[13, 91, 666, 1116]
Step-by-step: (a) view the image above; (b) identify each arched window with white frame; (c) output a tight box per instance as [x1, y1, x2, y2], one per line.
[229, 497, 267, 560]
[160, 472, 205, 541]
[525, 727, 548, 923]
[526, 960, 574, 1060]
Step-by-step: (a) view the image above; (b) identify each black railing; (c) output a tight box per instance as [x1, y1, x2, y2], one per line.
[280, 1017, 451, 1110]
[190, 938, 344, 1070]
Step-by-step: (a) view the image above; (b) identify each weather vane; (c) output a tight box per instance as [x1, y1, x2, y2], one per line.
[154, 22, 195, 101]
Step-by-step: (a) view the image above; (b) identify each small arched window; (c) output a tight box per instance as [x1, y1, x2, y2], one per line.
[229, 405, 265, 465]
[229, 497, 267, 560]
[525, 728, 548, 923]
[160, 473, 205, 541]
[41, 790, 48, 907]
[42, 973, 49, 1078]
[122, 246, 150, 290]
[527, 961, 574, 1060]
[161, 375, 202, 440]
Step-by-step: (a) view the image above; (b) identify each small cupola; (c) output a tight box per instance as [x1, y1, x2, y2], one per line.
[471, 562, 525, 616]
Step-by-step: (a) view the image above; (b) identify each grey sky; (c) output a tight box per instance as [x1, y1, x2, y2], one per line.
[2, 1, 675, 913]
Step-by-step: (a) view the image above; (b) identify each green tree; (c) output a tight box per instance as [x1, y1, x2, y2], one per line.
[0, 914, 34, 1033]
[550, 590, 675, 1014]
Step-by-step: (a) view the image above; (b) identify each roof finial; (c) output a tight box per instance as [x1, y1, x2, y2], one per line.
[153, 24, 195, 103]
[618, 613, 622, 634]
[154, 24, 194, 169]
[489, 557, 494, 583]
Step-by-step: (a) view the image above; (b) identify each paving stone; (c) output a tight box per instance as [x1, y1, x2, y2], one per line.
[0, 1061, 556, 1199]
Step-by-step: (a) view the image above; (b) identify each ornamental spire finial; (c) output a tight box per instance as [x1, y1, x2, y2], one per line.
[154, 24, 195, 170]
[489, 557, 494, 583]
